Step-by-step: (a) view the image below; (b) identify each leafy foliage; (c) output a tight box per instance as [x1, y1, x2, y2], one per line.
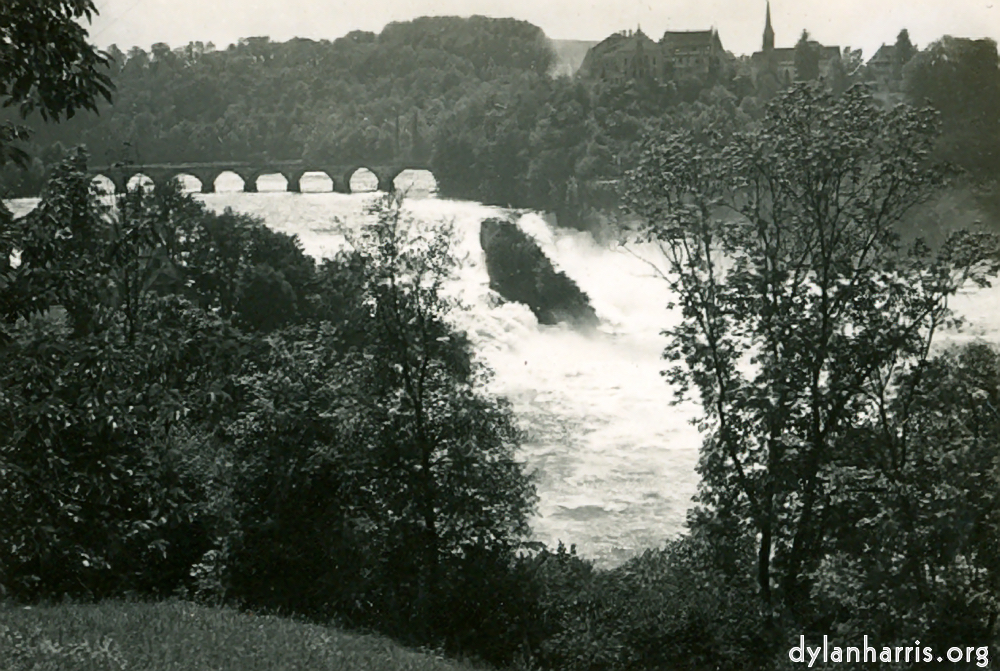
[1, 16, 553, 172]
[0, 154, 263, 600]
[0, 0, 113, 169]
[904, 36, 1000, 179]
[623, 82, 1000, 651]
[812, 343, 1000, 653]
[1, 154, 539, 667]
[221, 196, 537, 664]
[1, 16, 764, 227]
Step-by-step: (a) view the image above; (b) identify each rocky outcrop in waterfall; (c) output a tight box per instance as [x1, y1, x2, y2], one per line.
[479, 217, 599, 328]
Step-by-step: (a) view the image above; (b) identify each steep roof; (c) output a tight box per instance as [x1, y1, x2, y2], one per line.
[661, 30, 721, 51]
[588, 28, 658, 58]
[580, 28, 659, 76]
[868, 43, 895, 65]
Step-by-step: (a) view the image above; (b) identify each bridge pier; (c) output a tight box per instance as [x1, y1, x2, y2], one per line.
[334, 169, 354, 194]
[105, 175, 127, 195]
[186, 169, 220, 194]
[284, 170, 303, 193]
[376, 171, 397, 193]
[238, 172, 259, 193]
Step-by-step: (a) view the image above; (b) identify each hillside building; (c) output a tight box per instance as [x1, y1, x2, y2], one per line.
[749, 2, 841, 84]
[580, 3, 842, 87]
[579, 26, 730, 84]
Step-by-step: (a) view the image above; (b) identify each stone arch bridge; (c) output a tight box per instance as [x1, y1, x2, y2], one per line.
[87, 160, 433, 194]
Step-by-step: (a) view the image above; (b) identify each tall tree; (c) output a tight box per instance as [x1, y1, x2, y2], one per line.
[794, 30, 820, 81]
[622, 83, 1000, 634]
[347, 195, 535, 624]
[904, 36, 1000, 177]
[0, 0, 113, 168]
[226, 195, 536, 650]
[893, 28, 916, 79]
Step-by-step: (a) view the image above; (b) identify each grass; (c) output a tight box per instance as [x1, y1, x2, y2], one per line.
[0, 600, 481, 671]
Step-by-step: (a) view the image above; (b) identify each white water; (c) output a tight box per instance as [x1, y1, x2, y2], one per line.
[7, 171, 1000, 567]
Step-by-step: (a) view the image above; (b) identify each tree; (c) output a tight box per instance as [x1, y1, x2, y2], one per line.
[622, 83, 1000, 638]
[812, 342, 1000, 652]
[0, 0, 113, 168]
[904, 36, 1000, 177]
[1, 148, 114, 340]
[0, 154, 245, 600]
[225, 195, 536, 659]
[344, 195, 536, 634]
[893, 28, 916, 80]
[829, 47, 863, 94]
[794, 30, 820, 81]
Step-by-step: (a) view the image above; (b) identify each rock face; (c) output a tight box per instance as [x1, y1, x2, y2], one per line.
[479, 217, 599, 328]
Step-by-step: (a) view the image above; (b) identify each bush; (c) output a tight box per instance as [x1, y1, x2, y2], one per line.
[524, 536, 766, 671]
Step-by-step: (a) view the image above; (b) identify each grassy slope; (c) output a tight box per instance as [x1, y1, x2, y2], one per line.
[0, 600, 481, 671]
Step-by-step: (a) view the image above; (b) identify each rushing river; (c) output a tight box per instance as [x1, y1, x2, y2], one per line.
[7, 170, 1000, 567]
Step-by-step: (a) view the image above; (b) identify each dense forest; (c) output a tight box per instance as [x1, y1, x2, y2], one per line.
[4, 5, 1000, 670]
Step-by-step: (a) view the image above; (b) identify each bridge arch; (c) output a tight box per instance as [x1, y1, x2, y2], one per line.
[213, 171, 246, 193]
[393, 168, 437, 197]
[85, 161, 435, 197]
[169, 173, 203, 193]
[347, 167, 379, 193]
[254, 172, 288, 192]
[126, 173, 155, 191]
[90, 174, 122, 195]
[296, 170, 335, 193]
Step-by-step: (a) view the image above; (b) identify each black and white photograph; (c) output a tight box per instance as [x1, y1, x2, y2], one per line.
[1, 0, 999, 668]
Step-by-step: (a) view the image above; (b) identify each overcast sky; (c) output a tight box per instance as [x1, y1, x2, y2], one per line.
[85, 0, 998, 61]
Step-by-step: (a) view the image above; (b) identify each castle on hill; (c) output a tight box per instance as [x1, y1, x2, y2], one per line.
[580, 3, 842, 86]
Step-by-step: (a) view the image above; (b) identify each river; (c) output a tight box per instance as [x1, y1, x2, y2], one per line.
[7, 169, 1000, 567]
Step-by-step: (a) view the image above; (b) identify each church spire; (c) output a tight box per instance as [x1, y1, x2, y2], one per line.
[763, 1, 775, 51]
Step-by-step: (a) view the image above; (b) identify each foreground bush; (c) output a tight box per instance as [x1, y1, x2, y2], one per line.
[1, 164, 538, 667]
[521, 537, 767, 671]
[0, 157, 250, 600]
